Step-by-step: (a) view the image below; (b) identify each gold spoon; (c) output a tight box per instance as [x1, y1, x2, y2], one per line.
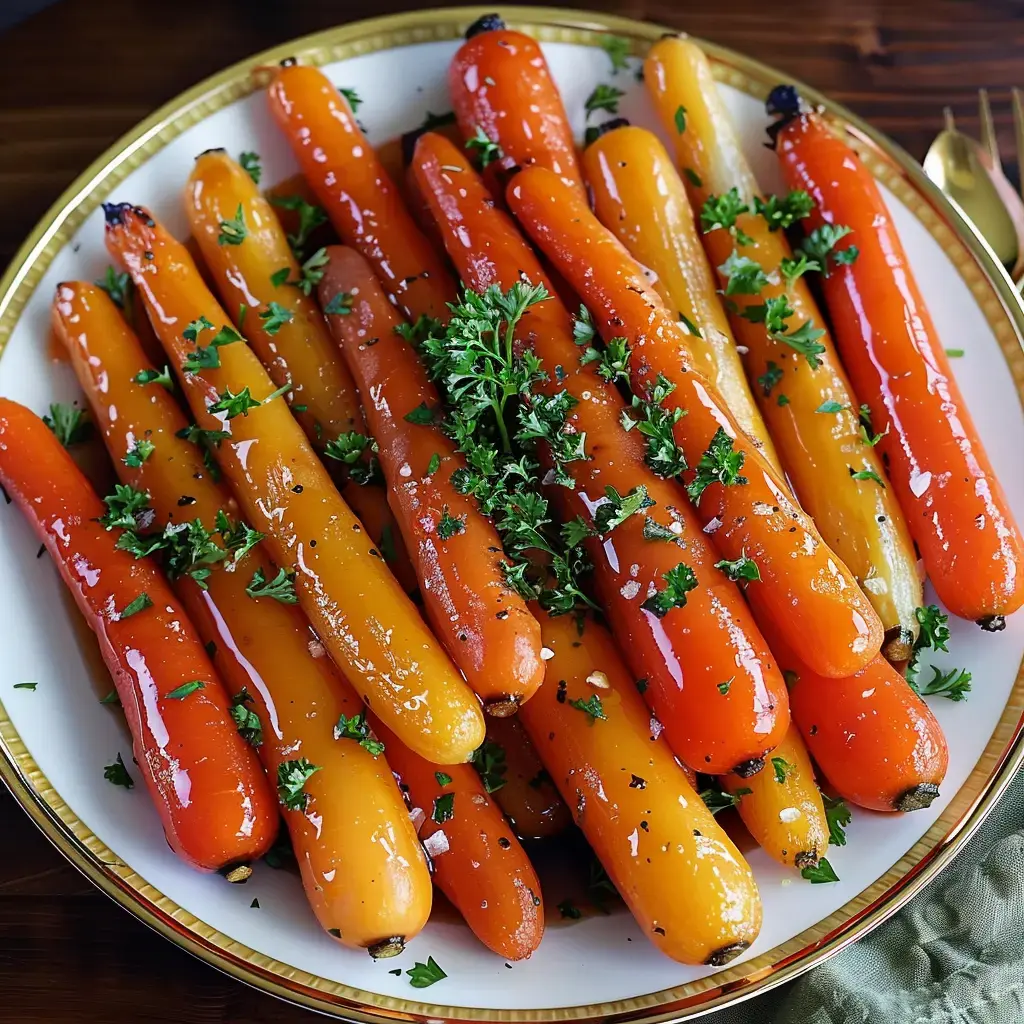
[924, 101, 1021, 278]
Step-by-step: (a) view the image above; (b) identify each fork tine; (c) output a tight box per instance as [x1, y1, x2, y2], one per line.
[979, 88, 1002, 169]
[1012, 88, 1024, 202]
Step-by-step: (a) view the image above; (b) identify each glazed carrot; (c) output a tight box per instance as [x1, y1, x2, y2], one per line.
[781, 640, 949, 812]
[449, 15, 585, 198]
[721, 724, 828, 870]
[519, 610, 762, 966]
[375, 719, 545, 960]
[508, 166, 884, 679]
[0, 397, 277, 873]
[476, 715, 572, 841]
[104, 202, 484, 764]
[775, 105, 1024, 627]
[266, 64, 456, 322]
[583, 124, 780, 476]
[644, 38, 922, 660]
[414, 133, 789, 774]
[319, 245, 544, 715]
[183, 149, 417, 590]
[52, 282, 432, 953]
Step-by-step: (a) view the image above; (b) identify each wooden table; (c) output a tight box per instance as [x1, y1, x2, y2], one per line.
[0, 0, 1020, 1019]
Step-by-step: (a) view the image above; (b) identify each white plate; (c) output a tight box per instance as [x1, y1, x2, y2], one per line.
[0, 7, 1022, 1021]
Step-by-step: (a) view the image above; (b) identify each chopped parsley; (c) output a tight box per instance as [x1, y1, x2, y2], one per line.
[584, 83, 625, 118]
[258, 302, 294, 336]
[857, 403, 888, 447]
[700, 784, 750, 814]
[757, 361, 783, 397]
[771, 756, 793, 783]
[165, 680, 205, 700]
[117, 593, 152, 619]
[816, 400, 845, 414]
[674, 104, 687, 133]
[578, 335, 631, 384]
[753, 191, 814, 231]
[686, 427, 747, 504]
[471, 739, 508, 794]
[599, 34, 631, 73]
[465, 126, 503, 168]
[404, 402, 435, 425]
[569, 693, 606, 723]
[339, 87, 362, 112]
[436, 507, 466, 540]
[239, 151, 261, 183]
[217, 204, 248, 246]
[134, 366, 175, 391]
[269, 194, 328, 258]
[700, 188, 752, 244]
[573, 304, 596, 346]
[334, 709, 385, 755]
[824, 795, 851, 847]
[289, 248, 330, 296]
[849, 466, 885, 487]
[592, 485, 655, 534]
[246, 566, 297, 603]
[641, 562, 698, 618]
[714, 552, 760, 583]
[122, 438, 154, 468]
[797, 224, 859, 274]
[801, 858, 840, 884]
[95, 266, 132, 309]
[620, 373, 687, 478]
[406, 956, 446, 988]
[103, 754, 134, 789]
[277, 758, 321, 811]
[718, 251, 768, 296]
[911, 665, 972, 702]
[230, 689, 262, 747]
[432, 792, 455, 824]
[43, 403, 91, 447]
[434, 771, 452, 786]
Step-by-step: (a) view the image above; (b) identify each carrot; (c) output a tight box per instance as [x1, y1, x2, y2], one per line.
[721, 723, 828, 870]
[507, 166, 885, 679]
[449, 15, 585, 198]
[375, 719, 545, 960]
[318, 245, 544, 715]
[103, 202, 484, 764]
[183, 149, 417, 590]
[519, 610, 762, 966]
[478, 715, 571, 840]
[774, 104, 1024, 627]
[263, 171, 338, 258]
[0, 397, 277, 873]
[52, 281, 432, 953]
[413, 132, 789, 775]
[643, 38, 922, 660]
[782, 641, 949, 812]
[582, 123, 781, 477]
[266, 64, 456, 322]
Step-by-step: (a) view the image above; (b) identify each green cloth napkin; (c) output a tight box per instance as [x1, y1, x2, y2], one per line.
[714, 768, 1024, 1023]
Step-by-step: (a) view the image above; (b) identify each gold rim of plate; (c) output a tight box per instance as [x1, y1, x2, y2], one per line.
[1, 6, 1023, 1021]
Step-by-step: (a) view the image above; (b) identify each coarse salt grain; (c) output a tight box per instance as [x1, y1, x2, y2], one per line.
[422, 831, 449, 857]
[409, 807, 425, 830]
[308, 639, 327, 659]
[703, 517, 723, 534]
[586, 671, 610, 689]
[779, 807, 801, 823]
[540, 647, 555, 661]
[650, 717, 664, 739]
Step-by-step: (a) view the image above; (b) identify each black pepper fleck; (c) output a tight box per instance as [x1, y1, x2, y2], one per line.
[497, 837, 511, 849]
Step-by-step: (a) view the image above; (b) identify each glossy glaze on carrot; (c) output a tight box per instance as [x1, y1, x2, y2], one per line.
[319, 245, 545, 714]
[507, 166, 884, 680]
[0, 397, 277, 873]
[104, 202, 484, 764]
[582, 124, 780, 475]
[519, 610, 762, 966]
[775, 108, 1024, 626]
[721, 723, 828, 869]
[184, 149, 416, 590]
[376, 719, 545, 960]
[414, 132, 789, 775]
[643, 37, 922, 658]
[52, 281, 432, 951]
[266, 64, 456, 322]
[449, 17, 585, 197]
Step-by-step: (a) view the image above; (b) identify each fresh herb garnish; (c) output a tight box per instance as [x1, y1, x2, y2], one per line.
[620, 374, 687, 478]
[471, 739, 508, 794]
[569, 693, 606, 722]
[857, 403, 888, 447]
[323, 431, 380, 485]
[182, 323, 244, 373]
[334, 709, 385, 756]
[754, 191, 814, 231]
[757, 361, 783, 397]
[427, 453, 441, 476]
[700, 188, 752, 244]
[578, 335, 631, 384]
[585, 84, 625, 118]
[432, 792, 455, 824]
[593, 485, 655, 534]
[217, 204, 248, 246]
[849, 466, 885, 487]
[780, 253, 820, 288]
[911, 665, 972, 702]
[288, 247, 330, 296]
[118, 592, 152, 619]
[269, 194, 328, 258]
[797, 224, 858, 274]
[239, 151, 261, 183]
[641, 562, 698, 618]
[714, 552, 760, 583]
[642, 518, 677, 542]
[165, 680, 205, 700]
[687, 428, 747, 503]
[95, 266, 132, 309]
[246, 566, 297, 603]
[13, 682, 38, 691]
[771, 756, 793, 783]
[437, 507, 466, 540]
[801, 858, 840, 884]
[259, 302, 294, 336]
[599, 35, 630, 73]
[719, 251, 768, 296]
[674, 104, 687, 133]
[43, 403, 91, 447]
[214, 510, 264, 563]
[230, 688, 262, 747]
[824, 795, 851, 847]
[573, 304, 596, 346]
[700, 784, 750, 814]
[277, 758, 321, 811]
[435, 771, 452, 786]
[465, 126, 503, 168]
[816, 400, 845, 414]
[99, 484, 152, 532]
[134, 366, 175, 391]
[104, 754, 134, 789]
[339, 87, 362, 112]
[406, 957, 446, 988]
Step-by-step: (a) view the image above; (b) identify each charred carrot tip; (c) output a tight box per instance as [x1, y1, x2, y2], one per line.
[881, 625, 915, 665]
[794, 850, 820, 870]
[102, 202, 132, 225]
[732, 757, 766, 779]
[196, 147, 227, 160]
[280, 56, 298, 67]
[705, 941, 750, 967]
[766, 83, 802, 118]
[367, 936, 405, 959]
[464, 12, 505, 38]
[219, 863, 253, 884]
[588, 118, 631, 143]
[484, 695, 521, 718]
[978, 614, 1007, 632]
[894, 783, 940, 812]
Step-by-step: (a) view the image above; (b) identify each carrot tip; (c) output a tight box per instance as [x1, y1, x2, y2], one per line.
[587, 118, 631, 145]
[705, 941, 749, 967]
[102, 202, 131, 226]
[484, 695, 521, 718]
[794, 850, 820, 870]
[978, 614, 1007, 633]
[196, 147, 227, 160]
[280, 56, 298, 68]
[367, 936, 405, 959]
[464, 12, 505, 38]
[894, 783, 940, 812]
[732, 757, 766, 779]
[220, 863, 253, 884]
[882, 625, 915, 665]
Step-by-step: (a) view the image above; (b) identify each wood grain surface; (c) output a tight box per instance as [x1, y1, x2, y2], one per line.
[0, 0, 1021, 1020]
